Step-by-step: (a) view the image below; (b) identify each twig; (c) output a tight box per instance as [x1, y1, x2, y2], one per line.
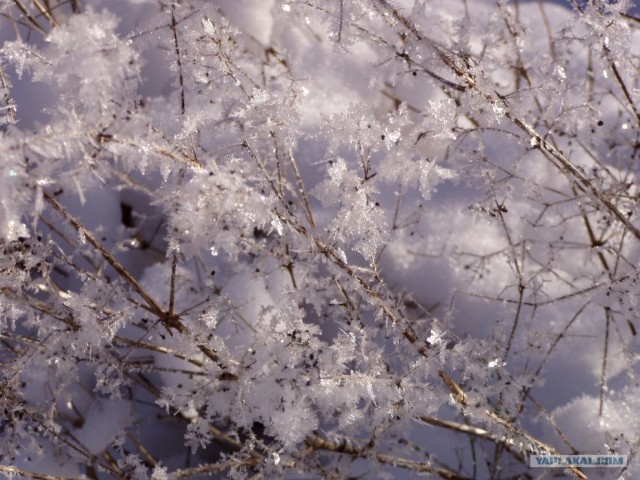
[418, 416, 528, 465]
[171, 4, 186, 115]
[32, 0, 57, 27]
[599, 307, 611, 416]
[608, 59, 640, 128]
[305, 434, 471, 479]
[0, 466, 77, 480]
[11, 0, 46, 34]
[486, 411, 588, 480]
[287, 149, 316, 228]
[42, 190, 224, 366]
[43, 190, 165, 317]
[0, 64, 16, 125]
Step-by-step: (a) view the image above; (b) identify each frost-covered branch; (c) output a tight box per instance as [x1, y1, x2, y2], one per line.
[1, 0, 640, 478]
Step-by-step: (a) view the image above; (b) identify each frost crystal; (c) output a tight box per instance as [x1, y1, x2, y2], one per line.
[2, 0, 640, 478]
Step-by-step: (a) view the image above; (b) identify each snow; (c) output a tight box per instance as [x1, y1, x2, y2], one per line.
[2, 0, 640, 478]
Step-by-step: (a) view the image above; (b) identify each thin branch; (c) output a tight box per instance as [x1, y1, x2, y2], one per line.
[0, 466, 77, 480]
[599, 307, 611, 416]
[171, 4, 186, 115]
[608, 58, 640, 128]
[10, 0, 46, 34]
[169, 252, 178, 317]
[32, 0, 57, 27]
[0, 64, 16, 125]
[43, 190, 165, 317]
[485, 411, 588, 480]
[287, 149, 316, 229]
[418, 416, 527, 465]
[42, 190, 223, 366]
[305, 434, 471, 479]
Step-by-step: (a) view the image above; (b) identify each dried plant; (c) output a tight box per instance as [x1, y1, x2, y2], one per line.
[1, 0, 640, 478]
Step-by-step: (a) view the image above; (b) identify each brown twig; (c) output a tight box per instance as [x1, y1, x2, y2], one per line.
[305, 434, 471, 479]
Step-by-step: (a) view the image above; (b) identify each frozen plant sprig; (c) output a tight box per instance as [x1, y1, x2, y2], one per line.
[0, 0, 639, 479]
